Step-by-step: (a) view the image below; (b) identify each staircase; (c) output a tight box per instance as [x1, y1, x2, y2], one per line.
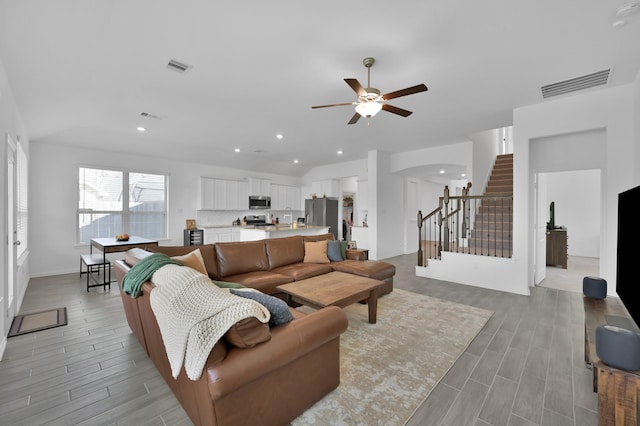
[467, 154, 513, 255]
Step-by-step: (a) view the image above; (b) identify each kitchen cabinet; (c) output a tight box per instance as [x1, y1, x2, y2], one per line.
[249, 177, 271, 197]
[199, 177, 249, 210]
[271, 184, 301, 210]
[200, 177, 216, 210]
[204, 227, 244, 243]
[312, 179, 339, 199]
[226, 180, 249, 210]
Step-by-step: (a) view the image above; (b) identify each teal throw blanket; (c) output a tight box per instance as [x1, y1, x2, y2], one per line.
[122, 253, 183, 298]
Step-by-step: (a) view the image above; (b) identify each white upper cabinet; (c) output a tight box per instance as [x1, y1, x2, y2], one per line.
[199, 177, 249, 210]
[248, 177, 271, 197]
[312, 179, 339, 198]
[271, 184, 301, 210]
[200, 177, 216, 210]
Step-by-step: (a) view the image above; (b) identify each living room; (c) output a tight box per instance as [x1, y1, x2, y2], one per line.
[2, 1, 640, 425]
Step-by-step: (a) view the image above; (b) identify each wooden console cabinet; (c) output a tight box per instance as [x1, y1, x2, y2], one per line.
[584, 296, 640, 425]
[546, 228, 567, 269]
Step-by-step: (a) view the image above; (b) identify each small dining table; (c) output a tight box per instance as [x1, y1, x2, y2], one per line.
[90, 236, 159, 264]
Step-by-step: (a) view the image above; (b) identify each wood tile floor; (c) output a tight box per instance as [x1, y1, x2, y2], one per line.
[0, 254, 599, 425]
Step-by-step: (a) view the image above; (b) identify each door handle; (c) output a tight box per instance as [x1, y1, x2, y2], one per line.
[14, 241, 21, 245]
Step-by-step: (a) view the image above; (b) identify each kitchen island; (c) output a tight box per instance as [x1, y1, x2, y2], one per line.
[240, 224, 330, 241]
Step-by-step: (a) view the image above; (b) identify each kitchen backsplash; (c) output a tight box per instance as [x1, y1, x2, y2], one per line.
[196, 210, 304, 227]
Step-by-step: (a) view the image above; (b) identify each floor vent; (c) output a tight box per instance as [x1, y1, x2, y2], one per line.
[166, 59, 192, 74]
[541, 69, 610, 99]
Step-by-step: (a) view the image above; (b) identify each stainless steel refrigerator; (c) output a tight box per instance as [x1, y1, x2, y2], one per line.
[305, 198, 339, 240]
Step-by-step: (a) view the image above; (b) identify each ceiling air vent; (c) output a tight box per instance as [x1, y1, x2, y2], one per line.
[166, 58, 192, 74]
[541, 69, 610, 99]
[139, 111, 162, 120]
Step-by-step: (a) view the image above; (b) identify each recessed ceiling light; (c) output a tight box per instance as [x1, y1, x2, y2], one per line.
[439, 170, 445, 174]
[137, 126, 146, 132]
[276, 134, 284, 140]
[337, 150, 343, 155]
[234, 148, 240, 153]
[461, 173, 466, 177]
[293, 159, 299, 164]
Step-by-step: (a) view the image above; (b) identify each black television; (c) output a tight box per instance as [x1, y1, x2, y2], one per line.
[616, 185, 640, 328]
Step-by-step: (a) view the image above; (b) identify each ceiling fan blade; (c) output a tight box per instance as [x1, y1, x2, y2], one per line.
[344, 79, 367, 96]
[311, 102, 354, 109]
[382, 103, 413, 117]
[348, 112, 361, 125]
[382, 84, 428, 100]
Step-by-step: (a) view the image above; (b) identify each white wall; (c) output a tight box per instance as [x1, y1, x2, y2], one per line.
[469, 128, 500, 195]
[544, 170, 601, 258]
[389, 141, 472, 177]
[300, 158, 367, 183]
[514, 83, 637, 295]
[0, 57, 30, 352]
[368, 151, 405, 260]
[29, 142, 302, 277]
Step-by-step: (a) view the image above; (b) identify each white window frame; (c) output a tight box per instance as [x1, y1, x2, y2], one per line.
[77, 167, 168, 243]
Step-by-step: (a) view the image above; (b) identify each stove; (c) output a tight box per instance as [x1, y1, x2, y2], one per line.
[245, 215, 267, 225]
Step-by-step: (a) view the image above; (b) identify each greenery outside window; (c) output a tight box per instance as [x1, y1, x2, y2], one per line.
[78, 167, 168, 243]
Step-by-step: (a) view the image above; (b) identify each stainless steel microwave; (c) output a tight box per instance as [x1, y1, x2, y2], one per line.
[249, 195, 271, 209]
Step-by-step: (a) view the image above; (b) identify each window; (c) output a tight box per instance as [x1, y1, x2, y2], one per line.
[78, 167, 168, 243]
[16, 142, 28, 258]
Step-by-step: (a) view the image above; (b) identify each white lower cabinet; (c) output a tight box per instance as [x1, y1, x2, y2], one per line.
[204, 227, 243, 243]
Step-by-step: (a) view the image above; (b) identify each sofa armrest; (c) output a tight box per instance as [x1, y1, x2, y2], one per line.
[204, 306, 348, 398]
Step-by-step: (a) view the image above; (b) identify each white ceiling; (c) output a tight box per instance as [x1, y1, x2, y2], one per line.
[1, 1, 639, 177]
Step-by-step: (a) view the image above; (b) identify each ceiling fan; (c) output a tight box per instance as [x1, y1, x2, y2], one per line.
[312, 57, 428, 125]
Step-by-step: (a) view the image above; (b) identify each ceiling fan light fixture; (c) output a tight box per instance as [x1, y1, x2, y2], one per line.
[355, 101, 383, 118]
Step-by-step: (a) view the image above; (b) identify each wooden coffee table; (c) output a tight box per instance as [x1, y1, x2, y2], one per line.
[276, 271, 385, 324]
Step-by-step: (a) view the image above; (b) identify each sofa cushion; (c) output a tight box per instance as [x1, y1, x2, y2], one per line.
[303, 233, 335, 243]
[331, 259, 396, 281]
[224, 271, 294, 295]
[230, 289, 295, 326]
[150, 244, 220, 279]
[265, 236, 305, 269]
[271, 263, 333, 281]
[303, 240, 330, 264]
[223, 317, 271, 348]
[171, 248, 208, 275]
[215, 240, 270, 278]
[340, 240, 348, 259]
[327, 240, 343, 262]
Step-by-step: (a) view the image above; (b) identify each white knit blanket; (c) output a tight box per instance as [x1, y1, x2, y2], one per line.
[149, 264, 270, 380]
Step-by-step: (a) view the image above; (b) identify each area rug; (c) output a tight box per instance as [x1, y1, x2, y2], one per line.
[8, 307, 67, 337]
[292, 289, 493, 425]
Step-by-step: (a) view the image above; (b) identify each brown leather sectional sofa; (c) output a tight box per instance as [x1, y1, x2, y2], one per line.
[113, 233, 395, 425]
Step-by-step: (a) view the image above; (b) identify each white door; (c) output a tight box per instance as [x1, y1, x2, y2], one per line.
[5, 136, 18, 334]
[534, 173, 547, 285]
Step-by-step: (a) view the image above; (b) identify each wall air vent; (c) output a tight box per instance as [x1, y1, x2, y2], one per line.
[166, 59, 192, 74]
[541, 69, 610, 99]
[140, 112, 162, 120]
